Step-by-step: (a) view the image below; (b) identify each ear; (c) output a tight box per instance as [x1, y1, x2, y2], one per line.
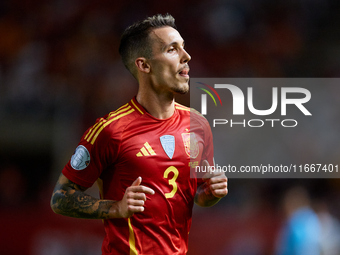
[135, 58, 150, 74]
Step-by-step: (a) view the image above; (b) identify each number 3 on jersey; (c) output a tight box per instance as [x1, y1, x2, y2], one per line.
[163, 166, 179, 198]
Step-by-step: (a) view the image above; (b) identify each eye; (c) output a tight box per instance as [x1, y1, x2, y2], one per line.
[168, 47, 176, 53]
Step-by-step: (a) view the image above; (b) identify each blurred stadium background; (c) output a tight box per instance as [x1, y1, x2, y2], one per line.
[1, 0, 340, 254]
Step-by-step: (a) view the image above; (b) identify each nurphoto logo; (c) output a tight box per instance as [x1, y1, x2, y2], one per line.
[194, 80, 312, 128]
[190, 78, 339, 179]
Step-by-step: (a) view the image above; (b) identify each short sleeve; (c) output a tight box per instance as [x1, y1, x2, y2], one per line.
[62, 124, 120, 188]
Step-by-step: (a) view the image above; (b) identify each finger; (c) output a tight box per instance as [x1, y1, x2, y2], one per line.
[207, 168, 227, 180]
[202, 169, 220, 181]
[209, 182, 228, 191]
[201, 160, 213, 181]
[127, 205, 145, 213]
[131, 176, 142, 187]
[212, 188, 228, 198]
[202, 160, 221, 181]
[202, 172, 212, 181]
[129, 185, 155, 195]
[202, 160, 209, 168]
[127, 198, 145, 206]
[209, 175, 228, 184]
[127, 192, 147, 201]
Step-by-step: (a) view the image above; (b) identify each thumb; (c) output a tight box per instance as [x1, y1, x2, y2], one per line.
[202, 160, 210, 168]
[131, 176, 142, 186]
[202, 160, 213, 181]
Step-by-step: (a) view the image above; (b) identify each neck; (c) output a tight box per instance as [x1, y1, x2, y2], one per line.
[136, 90, 175, 119]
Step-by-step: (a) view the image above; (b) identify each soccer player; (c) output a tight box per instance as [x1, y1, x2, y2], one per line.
[50, 14, 228, 254]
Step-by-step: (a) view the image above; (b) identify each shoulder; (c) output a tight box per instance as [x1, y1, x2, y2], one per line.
[84, 101, 141, 145]
[175, 102, 210, 127]
[174, 102, 191, 113]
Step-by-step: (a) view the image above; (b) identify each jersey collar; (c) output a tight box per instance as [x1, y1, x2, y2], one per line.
[130, 97, 146, 115]
[130, 97, 179, 120]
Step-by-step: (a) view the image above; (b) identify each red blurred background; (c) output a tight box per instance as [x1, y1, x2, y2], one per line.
[1, 0, 340, 254]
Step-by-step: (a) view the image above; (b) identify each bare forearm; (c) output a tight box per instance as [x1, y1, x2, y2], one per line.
[50, 174, 120, 219]
[51, 175, 155, 220]
[195, 183, 221, 207]
[51, 188, 119, 219]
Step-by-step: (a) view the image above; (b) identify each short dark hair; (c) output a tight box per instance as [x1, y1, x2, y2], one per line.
[119, 14, 177, 79]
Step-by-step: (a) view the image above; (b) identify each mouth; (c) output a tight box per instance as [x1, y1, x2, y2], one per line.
[178, 66, 190, 78]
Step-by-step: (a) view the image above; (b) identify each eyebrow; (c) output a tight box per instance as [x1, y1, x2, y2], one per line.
[162, 40, 185, 51]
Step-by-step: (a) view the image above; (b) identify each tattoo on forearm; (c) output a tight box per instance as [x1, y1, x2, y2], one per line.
[51, 177, 113, 219]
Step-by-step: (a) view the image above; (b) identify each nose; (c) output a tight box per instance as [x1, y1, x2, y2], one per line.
[181, 48, 191, 63]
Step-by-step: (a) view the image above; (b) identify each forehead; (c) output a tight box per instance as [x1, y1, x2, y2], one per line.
[149, 26, 184, 48]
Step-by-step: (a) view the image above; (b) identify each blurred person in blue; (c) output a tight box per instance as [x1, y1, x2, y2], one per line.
[315, 199, 340, 255]
[275, 186, 321, 255]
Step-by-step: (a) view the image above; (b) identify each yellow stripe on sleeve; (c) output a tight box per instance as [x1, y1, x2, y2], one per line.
[85, 118, 103, 141]
[85, 104, 131, 143]
[85, 120, 104, 142]
[175, 106, 191, 111]
[108, 103, 129, 118]
[90, 108, 135, 144]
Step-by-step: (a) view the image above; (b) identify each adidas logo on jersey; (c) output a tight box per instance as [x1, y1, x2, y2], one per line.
[136, 142, 156, 157]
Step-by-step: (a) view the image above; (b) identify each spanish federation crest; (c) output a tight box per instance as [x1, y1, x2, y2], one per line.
[160, 135, 175, 159]
[182, 132, 199, 159]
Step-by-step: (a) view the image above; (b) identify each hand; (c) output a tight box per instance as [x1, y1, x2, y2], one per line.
[202, 160, 228, 198]
[118, 177, 155, 218]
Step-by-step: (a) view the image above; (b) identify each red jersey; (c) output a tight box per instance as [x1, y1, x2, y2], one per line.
[62, 97, 214, 255]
